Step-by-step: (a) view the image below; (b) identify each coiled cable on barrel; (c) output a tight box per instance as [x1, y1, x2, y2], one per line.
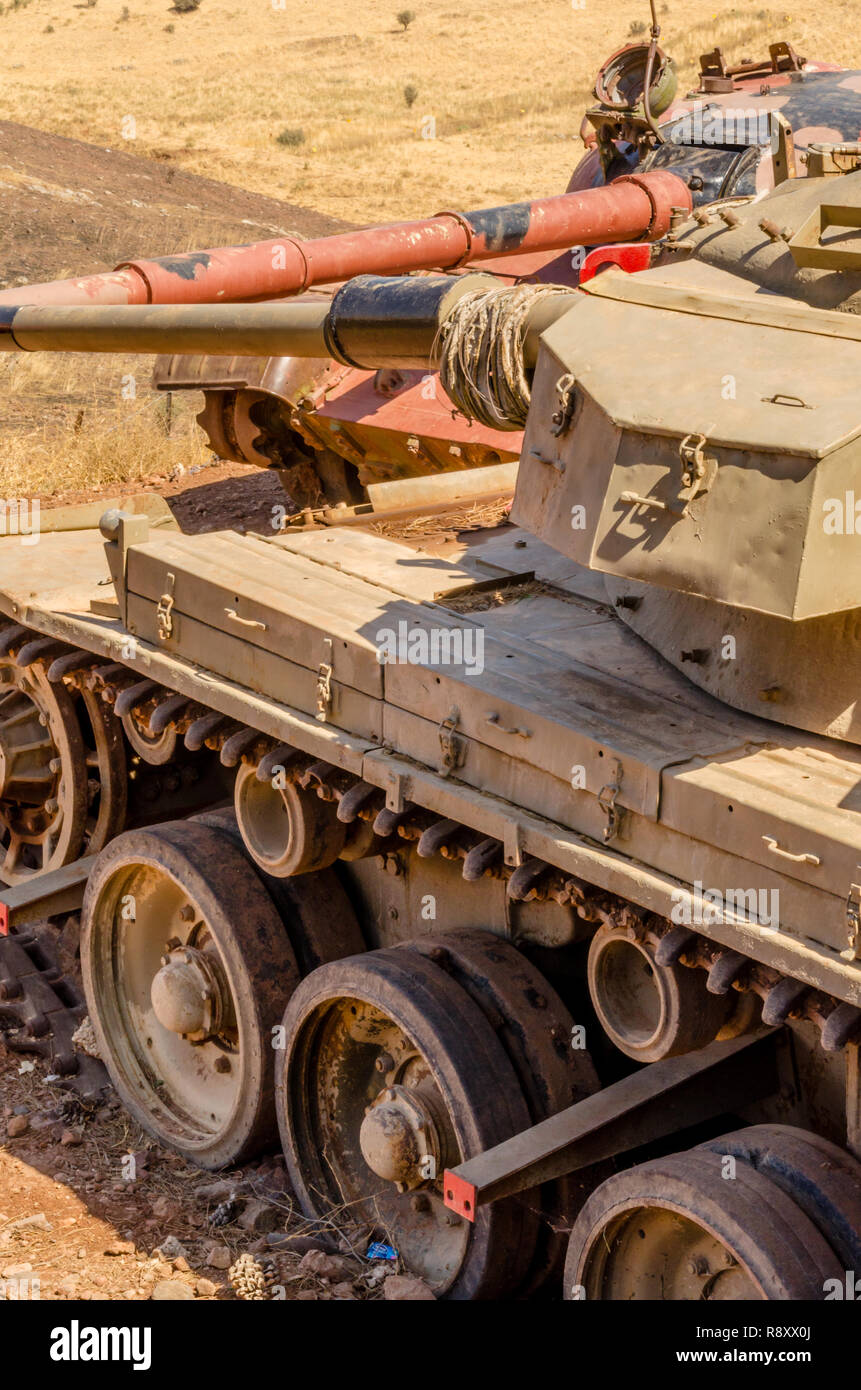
[435, 283, 576, 431]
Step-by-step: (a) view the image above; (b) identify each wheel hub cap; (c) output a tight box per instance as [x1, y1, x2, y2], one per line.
[359, 1084, 443, 1192]
[151, 946, 227, 1040]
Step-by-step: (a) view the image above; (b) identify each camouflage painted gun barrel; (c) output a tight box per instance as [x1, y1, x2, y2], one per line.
[1, 19, 861, 1305]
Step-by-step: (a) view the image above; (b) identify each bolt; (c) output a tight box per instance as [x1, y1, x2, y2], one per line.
[443, 1212, 459, 1227]
[718, 208, 740, 228]
[410, 1193, 430, 1212]
[179, 905, 195, 923]
[49, 758, 62, 774]
[44, 798, 59, 815]
[375, 1052, 395, 1073]
[688, 1255, 710, 1276]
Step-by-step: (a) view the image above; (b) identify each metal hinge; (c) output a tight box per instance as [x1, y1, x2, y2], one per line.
[315, 637, 334, 723]
[620, 432, 718, 518]
[156, 572, 176, 642]
[843, 880, 861, 961]
[438, 707, 465, 777]
[598, 758, 626, 843]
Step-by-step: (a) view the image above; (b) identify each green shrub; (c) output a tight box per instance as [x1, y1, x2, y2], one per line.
[276, 126, 305, 148]
[396, 9, 415, 30]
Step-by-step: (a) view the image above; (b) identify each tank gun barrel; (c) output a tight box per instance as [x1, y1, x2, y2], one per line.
[0, 171, 689, 310]
[0, 274, 574, 377]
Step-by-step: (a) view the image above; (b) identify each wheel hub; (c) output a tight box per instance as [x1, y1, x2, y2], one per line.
[359, 1084, 443, 1192]
[151, 945, 229, 1040]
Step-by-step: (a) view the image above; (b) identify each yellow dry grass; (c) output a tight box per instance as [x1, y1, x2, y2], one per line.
[0, 352, 209, 496]
[0, 0, 856, 224]
[0, 0, 856, 497]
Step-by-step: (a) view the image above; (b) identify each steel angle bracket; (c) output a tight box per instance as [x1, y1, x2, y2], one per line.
[443, 1028, 780, 1221]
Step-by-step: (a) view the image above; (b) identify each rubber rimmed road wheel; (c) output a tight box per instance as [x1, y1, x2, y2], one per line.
[698, 1124, 861, 1274]
[276, 947, 539, 1300]
[564, 1148, 844, 1300]
[192, 807, 366, 972]
[82, 820, 301, 1169]
[405, 930, 607, 1294]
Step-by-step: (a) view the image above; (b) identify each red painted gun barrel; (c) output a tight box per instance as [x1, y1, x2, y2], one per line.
[0, 171, 689, 309]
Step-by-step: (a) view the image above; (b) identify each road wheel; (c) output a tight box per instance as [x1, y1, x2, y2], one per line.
[564, 1148, 843, 1300]
[82, 820, 300, 1168]
[276, 946, 539, 1299]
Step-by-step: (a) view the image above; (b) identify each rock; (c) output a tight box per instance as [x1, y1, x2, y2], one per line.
[104, 1241, 136, 1256]
[383, 1275, 436, 1301]
[331, 1280, 358, 1299]
[297, 1248, 359, 1282]
[12, 1105, 29, 1116]
[238, 1199, 280, 1235]
[0, 1262, 32, 1278]
[5, 1115, 28, 1138]
[296, 1288, 320, 1300]
[58, 1275, 80, 1295]
[205, 1244, 232, 1270]
[151, 1196, 178, 1221]
[195, 1180, 236, 1203]
[195, 1278, 218, 1297]
[9, 1213, 51, 1234]
[173, 1256, 190, 1273]
[151, 1280, 195, 1301]
[154, 1235, 187, 1261]
[60, 1128, 83, 1147]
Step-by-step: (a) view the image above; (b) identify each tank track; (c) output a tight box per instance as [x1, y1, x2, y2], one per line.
[0, 923, 110, 1101]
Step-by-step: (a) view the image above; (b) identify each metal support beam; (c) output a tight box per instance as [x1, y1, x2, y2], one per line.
[0, 857, 96, 936]
[443, 1029, 779, 1221]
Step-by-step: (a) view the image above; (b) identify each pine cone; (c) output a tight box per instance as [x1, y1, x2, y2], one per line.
[229, 1251, 279, 1302]
[210, 1194, 239, 1228]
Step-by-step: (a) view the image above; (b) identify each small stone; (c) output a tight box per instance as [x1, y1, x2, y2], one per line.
[104, 1241, 136, 1256]
[151, 1279, 195, 1301]
[195, 1180, 236, 1203]
[0, 1262, 32, 1278]
[195, 1278, 218, 1297]
[9, 1213, 51, 1234]
[154, 1235, 187, 1261]
[60, 1128, 83, 1147]
[331, 1280, 357, 1299]
[151, 1196, 178, 1221]
[5, 1116, 28, 1138]
[383, 1275, 436, 1301]
[297, 1249, 358, 1282]
[205, 1244, 232, 1270]
[173, 1257, 190, 1273]
[296, 1288, 320, 1300]
[238, 1199, 279, 1235]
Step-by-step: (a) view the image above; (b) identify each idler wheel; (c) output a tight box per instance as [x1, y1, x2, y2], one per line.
[587, 922, 731, 1062]
[275, 946, 540, 1299]
[234, 760, 346, 877]
[82, 820, 301, 1168]
[564, 1148, 844, 1300]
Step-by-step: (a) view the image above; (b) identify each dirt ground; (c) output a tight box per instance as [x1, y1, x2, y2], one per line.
[0, 1041, 395, 1302]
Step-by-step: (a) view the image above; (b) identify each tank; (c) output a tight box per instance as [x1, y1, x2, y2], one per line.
[1, 68, 861, 1309]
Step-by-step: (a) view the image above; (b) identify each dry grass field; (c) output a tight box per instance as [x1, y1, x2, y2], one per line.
[1, 0, 858, 223]
[0, 0, 857, 497]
